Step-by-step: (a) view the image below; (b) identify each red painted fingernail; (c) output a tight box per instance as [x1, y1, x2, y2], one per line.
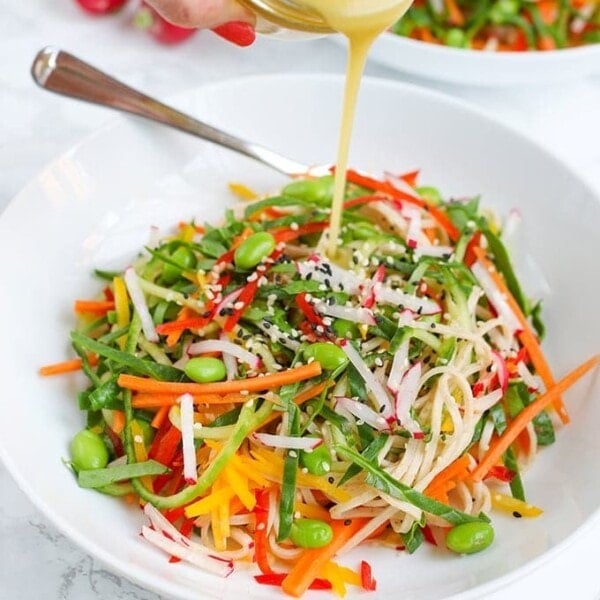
[212, 21, 256, 47]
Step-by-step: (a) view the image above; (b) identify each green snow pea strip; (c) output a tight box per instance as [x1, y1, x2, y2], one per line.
[335, 445, 489, 526]
[131, 399, 273, 509]
[71, 331, 184, 382]
[78, 460, 169, 489]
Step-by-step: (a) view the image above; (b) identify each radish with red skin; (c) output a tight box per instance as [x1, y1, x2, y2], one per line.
[75, 0, 128, 15]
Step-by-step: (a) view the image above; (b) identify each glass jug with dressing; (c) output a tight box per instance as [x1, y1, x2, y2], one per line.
[236, 0, 335, 36]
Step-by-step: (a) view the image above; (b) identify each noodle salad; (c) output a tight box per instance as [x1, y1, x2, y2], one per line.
[392, 0, 600, 51]
[41, 169, 599, 597]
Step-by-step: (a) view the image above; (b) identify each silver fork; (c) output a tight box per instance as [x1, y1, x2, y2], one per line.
[30, 47, 326, 178]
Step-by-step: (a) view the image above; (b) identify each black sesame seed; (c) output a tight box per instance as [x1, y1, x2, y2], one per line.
[513, 511, 522, 519]
[328, 477, 335, 484]
[344, 519, 352, 526]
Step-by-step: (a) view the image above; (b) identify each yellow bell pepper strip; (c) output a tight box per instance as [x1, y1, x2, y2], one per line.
[130, 398, 273, 509]
[112, 275, 130, 349]
[491, 492, 543, 518]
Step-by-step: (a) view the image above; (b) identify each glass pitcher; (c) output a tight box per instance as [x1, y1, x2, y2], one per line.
[236, 0, 335, 35]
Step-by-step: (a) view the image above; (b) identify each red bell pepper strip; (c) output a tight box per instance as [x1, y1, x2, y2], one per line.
[254, 573, 333, 590]
[360, 560, 377, 591]
[295, 292, 326, 327]
[223, 249, 283, 333]
[254, 488, 277, 575]
[272, 221, 328, 244]
[484, 465, 516, 483]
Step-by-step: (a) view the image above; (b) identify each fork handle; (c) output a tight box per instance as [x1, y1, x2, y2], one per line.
[30, 47, 308, 177]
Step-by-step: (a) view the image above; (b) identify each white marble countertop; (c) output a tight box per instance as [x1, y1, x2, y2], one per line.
[1, 1, 600, 599]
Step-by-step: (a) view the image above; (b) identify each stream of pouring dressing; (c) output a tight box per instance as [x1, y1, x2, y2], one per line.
[298, 0, 413, 258]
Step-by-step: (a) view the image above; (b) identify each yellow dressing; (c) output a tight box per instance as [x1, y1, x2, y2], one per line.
[295, 0, 413, 257]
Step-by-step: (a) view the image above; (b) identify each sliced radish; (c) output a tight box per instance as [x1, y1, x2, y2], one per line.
[141, 526, 233, 576]
[363, 264, 386, 309]
[394, 362, 424, 438]
[124, 267, 158, 342]
[314, 301, 376, 326]
[375, 286, 441, 316]
[252, 433, 322, 450]
[472, 388, 503, 413]
[517, 360, 542, 392]
[387, 339, 409, 392]
[471, 261, 522, 335]
[179, 393, 197, 484]
[340, 339, 393, 419]
[401, 205, 422, 249]
[491, 350, 509, 393]
[187, 338, 261, 370]
[334, 396, 389, 431]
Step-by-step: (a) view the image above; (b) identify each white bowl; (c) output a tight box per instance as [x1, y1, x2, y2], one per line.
[0, 74, 599, 600]
[365, 32, 600, 86]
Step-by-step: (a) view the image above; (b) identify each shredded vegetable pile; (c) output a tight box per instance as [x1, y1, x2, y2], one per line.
[392, 0, 600, 50]
[42, 169, 599, 598]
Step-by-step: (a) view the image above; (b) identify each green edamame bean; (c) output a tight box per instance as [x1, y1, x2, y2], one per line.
[282, 176, 334, 206]
[70, 429, 109, 472]
[303, 342, 348, 370]
[290, 518, 333, 549]
[446, 521, 495, 555]
[445, 28, 467, 48]
[332, 319, 359, 340]
[300, 442, 332, 476]
[184, 357, 227, 383]
[490, 0, 519, 24]
[162, 246, 196, 284]
[234, 232, 276, 270]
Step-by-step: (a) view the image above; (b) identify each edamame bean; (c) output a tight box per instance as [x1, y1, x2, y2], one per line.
[234, 232, 276, 270]
[162, 246, 196, 284]
[303, 342, 348, 370]
[445, 521, 494, 554]
[445, 28, 467, 48]
[290, 518, 333, 549]
[300, 442, 332, 476]
[282, 176, 334, 205]
[490, 0, 519, 24]
[184, 357, 227, 383]
[70, 429, 109, 472]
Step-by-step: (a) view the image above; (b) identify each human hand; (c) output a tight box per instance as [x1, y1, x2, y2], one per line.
[145, 0, 255, 29]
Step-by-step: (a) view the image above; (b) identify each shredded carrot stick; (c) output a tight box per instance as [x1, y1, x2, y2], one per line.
[473, 247, 569, 424]
[424, 454, 471, 497]
[118, 362, 322, 396]
[74, 300, 115, 315]
[445, 0, 465, 25]
[111, 410, 126, 435]
[39, 354, 99, 376]
[471, 355, 599, 482]
[281, 518, 369, 598]
[131, 392, 249, 408]
[164, 306, 195, 348]
[151, 405, 170, 429]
